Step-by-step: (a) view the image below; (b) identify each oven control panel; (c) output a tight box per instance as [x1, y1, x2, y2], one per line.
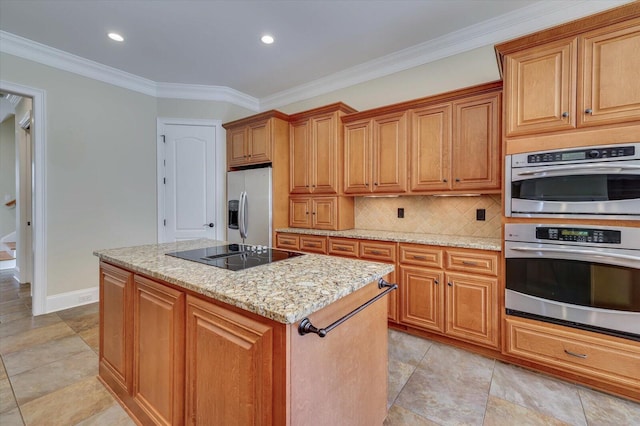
[536, 227, 621, 244]
[526, 145, 635, 164]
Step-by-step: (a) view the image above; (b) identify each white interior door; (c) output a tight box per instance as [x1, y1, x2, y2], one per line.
[159, 121, 224, 242]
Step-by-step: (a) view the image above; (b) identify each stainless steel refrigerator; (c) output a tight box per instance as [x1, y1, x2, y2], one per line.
[226, 167, 273, 246]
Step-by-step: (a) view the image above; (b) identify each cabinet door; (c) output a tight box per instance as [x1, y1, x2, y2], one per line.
[504, 38, 577, 136]
[410, 104, 451, 192]
[185, 296, 274, 426]
[344, 120, 372, 194]
[248, 119, 271, 164]
[452, 92, 501, 191]
[99, 263, 133, 395]
[445, 272, 498, 349]
[312, 113, 339, 194]
[399, 266, 444, 332]
[579, 19, 640, 127]
[385, 270, 399, 323]
[133, 275, 185, 425]
[290, 119, 311, 194]
[289, 198, 311, 228]
[227, 127, 247, 168]
[312, 197, 337, 230]
[372, 112, 407, 193]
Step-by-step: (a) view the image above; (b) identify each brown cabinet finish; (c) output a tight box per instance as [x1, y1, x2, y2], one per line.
[445, 272, 499, 348]
[185, 295, 274, 426]
[344, 112, 408, 194]
[99, 262, 133, 396]
[328, 238, 359, 258]
[132, 275, 185, 425]
[299, 235, 328, 254]
[504, 38, 578, 136]
[399, 265, 444, 332]
[505, 316, 640, 398]
[579, 19, 640, 127]
[446, 250, 499, 276]
[410, 104, 451, 191]
[275, 233, 300, 250]
[289, 196, 354, 230]
[499, 9, 640, 138]
[226, 119, 272, 168]
[360, 240, 398, 322]
[451, 92, 501, 190]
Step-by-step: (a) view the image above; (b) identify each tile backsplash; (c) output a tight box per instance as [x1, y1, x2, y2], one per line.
[354, 195, 501, 238]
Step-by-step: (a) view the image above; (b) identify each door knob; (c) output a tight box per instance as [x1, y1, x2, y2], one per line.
[203, 223, 214, 228]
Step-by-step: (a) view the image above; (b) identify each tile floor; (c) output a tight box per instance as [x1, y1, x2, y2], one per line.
[1, 269, 639, 425]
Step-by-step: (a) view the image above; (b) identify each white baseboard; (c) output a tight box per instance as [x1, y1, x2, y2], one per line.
[0, 259, 16, 270]
[46, 286, 99, 313]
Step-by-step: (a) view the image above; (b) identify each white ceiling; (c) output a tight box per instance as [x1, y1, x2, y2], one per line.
[0, 0, 631, 107]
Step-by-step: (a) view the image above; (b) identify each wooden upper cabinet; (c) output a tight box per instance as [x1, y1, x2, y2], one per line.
[452, 92, 501, 191]
[344, 119, 372, 194]
[344, 112, 407, 194]
[579, 19, 640, 127]
[290, 103, 356, 195]
[500, 13, 640, 137]
[410, 104, 451, 191]
[372, 112, 408, 193]
[224, 111, 289, 170]
[504, 38, 577, 136]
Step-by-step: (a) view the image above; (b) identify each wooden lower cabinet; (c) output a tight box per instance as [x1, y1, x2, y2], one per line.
[359, 240, 398, 323]
[398, 245, 500, 349]
[505, 315, 640, 400]
[445, 272, 499, 348]
[132, 275, 185, 425]
[99, 263, 133, 398]
[185, 296, 275, 425]
[399, 266, 444, 332]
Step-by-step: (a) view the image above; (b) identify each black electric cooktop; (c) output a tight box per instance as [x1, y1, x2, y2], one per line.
[166, 244, 304, 271]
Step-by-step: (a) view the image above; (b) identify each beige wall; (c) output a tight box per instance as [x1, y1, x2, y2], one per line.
[278, 45, 500, 114]
[0, 53, 158, 296]
[157, 98, 255, 123]
[0, 115, 16, 239]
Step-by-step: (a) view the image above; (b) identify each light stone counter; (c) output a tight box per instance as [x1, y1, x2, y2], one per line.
[94, 239, 394, 324]
[276, 228, 501, 251]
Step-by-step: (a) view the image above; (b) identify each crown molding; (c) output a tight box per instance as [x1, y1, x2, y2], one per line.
[0, 0, 632, 112]
[259, 0, 632, 110]
[156, 82, 259, 111]
[0, 31, 259, 110]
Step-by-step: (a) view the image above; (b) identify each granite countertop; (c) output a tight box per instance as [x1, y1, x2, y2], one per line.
[94, 239, 394, 324]
[276, 228, 501, 251]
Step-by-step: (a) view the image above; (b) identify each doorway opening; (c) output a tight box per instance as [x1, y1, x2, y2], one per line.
[0, 80, 47, 316]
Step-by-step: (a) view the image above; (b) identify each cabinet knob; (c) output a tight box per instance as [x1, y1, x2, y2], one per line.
[455, 178, 460, 182]
[448, 282, 453, 287]
[374, 182, 378, 186]
[312, 185, 316, 188]
[562, 112, 569, 118]
[434, 279, 439, 285]
[365, 182, 369, 186]
[585, 108, 593, 114]
[305, 185, 309, 188]
[443, 179, 447, 183]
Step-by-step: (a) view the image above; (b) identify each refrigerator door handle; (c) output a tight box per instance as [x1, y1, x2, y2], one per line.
[239, 191, 248, 239]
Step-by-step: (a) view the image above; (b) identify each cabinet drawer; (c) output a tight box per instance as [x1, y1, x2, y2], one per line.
[299, 236, 327, 254]
[505, 316, 640, 390]
[328, 238, 359, 258]
[276, 233, 299, 250]
[359, 241, 397, 262]
[399, 244, 443, 268]
[445, 250, 498, 276]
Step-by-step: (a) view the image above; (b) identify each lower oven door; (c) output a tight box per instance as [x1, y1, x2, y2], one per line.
[505, 159, 640, 218]
[505, 241, 640, 339]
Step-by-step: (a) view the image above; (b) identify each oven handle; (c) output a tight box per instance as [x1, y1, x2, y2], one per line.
[510, 246, 640, 263]
[515, 164, 640, 177]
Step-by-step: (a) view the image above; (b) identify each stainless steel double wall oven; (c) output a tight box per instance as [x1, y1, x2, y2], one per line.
[505, 143, 640, 341]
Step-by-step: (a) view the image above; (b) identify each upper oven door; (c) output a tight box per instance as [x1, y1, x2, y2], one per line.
[505, 158, 640, 218]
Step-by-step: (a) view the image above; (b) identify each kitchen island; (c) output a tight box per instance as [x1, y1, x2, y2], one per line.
[94, 239, 395, 425]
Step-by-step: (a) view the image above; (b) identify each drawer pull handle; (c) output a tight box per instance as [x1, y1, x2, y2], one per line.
[306, 243, 319, 248]
[334, 247, 347, 251]
[564, 349, 587, 359]
[462, 261, 478, 266]
[371, 250, 383, 255]
[413, 255, 427, 260]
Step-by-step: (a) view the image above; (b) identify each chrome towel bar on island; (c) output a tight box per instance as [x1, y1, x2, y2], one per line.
[298, 278, 398, 338]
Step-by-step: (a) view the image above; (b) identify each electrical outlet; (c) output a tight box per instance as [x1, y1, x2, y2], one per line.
[476, 208, 486, 221]
[79, 294, 92, 303]
[397, 208, 404, 219]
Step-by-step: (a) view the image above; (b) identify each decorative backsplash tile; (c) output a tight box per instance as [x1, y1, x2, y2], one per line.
[354, 195, 501, 238]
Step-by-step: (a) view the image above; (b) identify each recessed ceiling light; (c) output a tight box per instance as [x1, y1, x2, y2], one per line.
[108, 32, 124, 42]
[261, 35, 274, 45]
